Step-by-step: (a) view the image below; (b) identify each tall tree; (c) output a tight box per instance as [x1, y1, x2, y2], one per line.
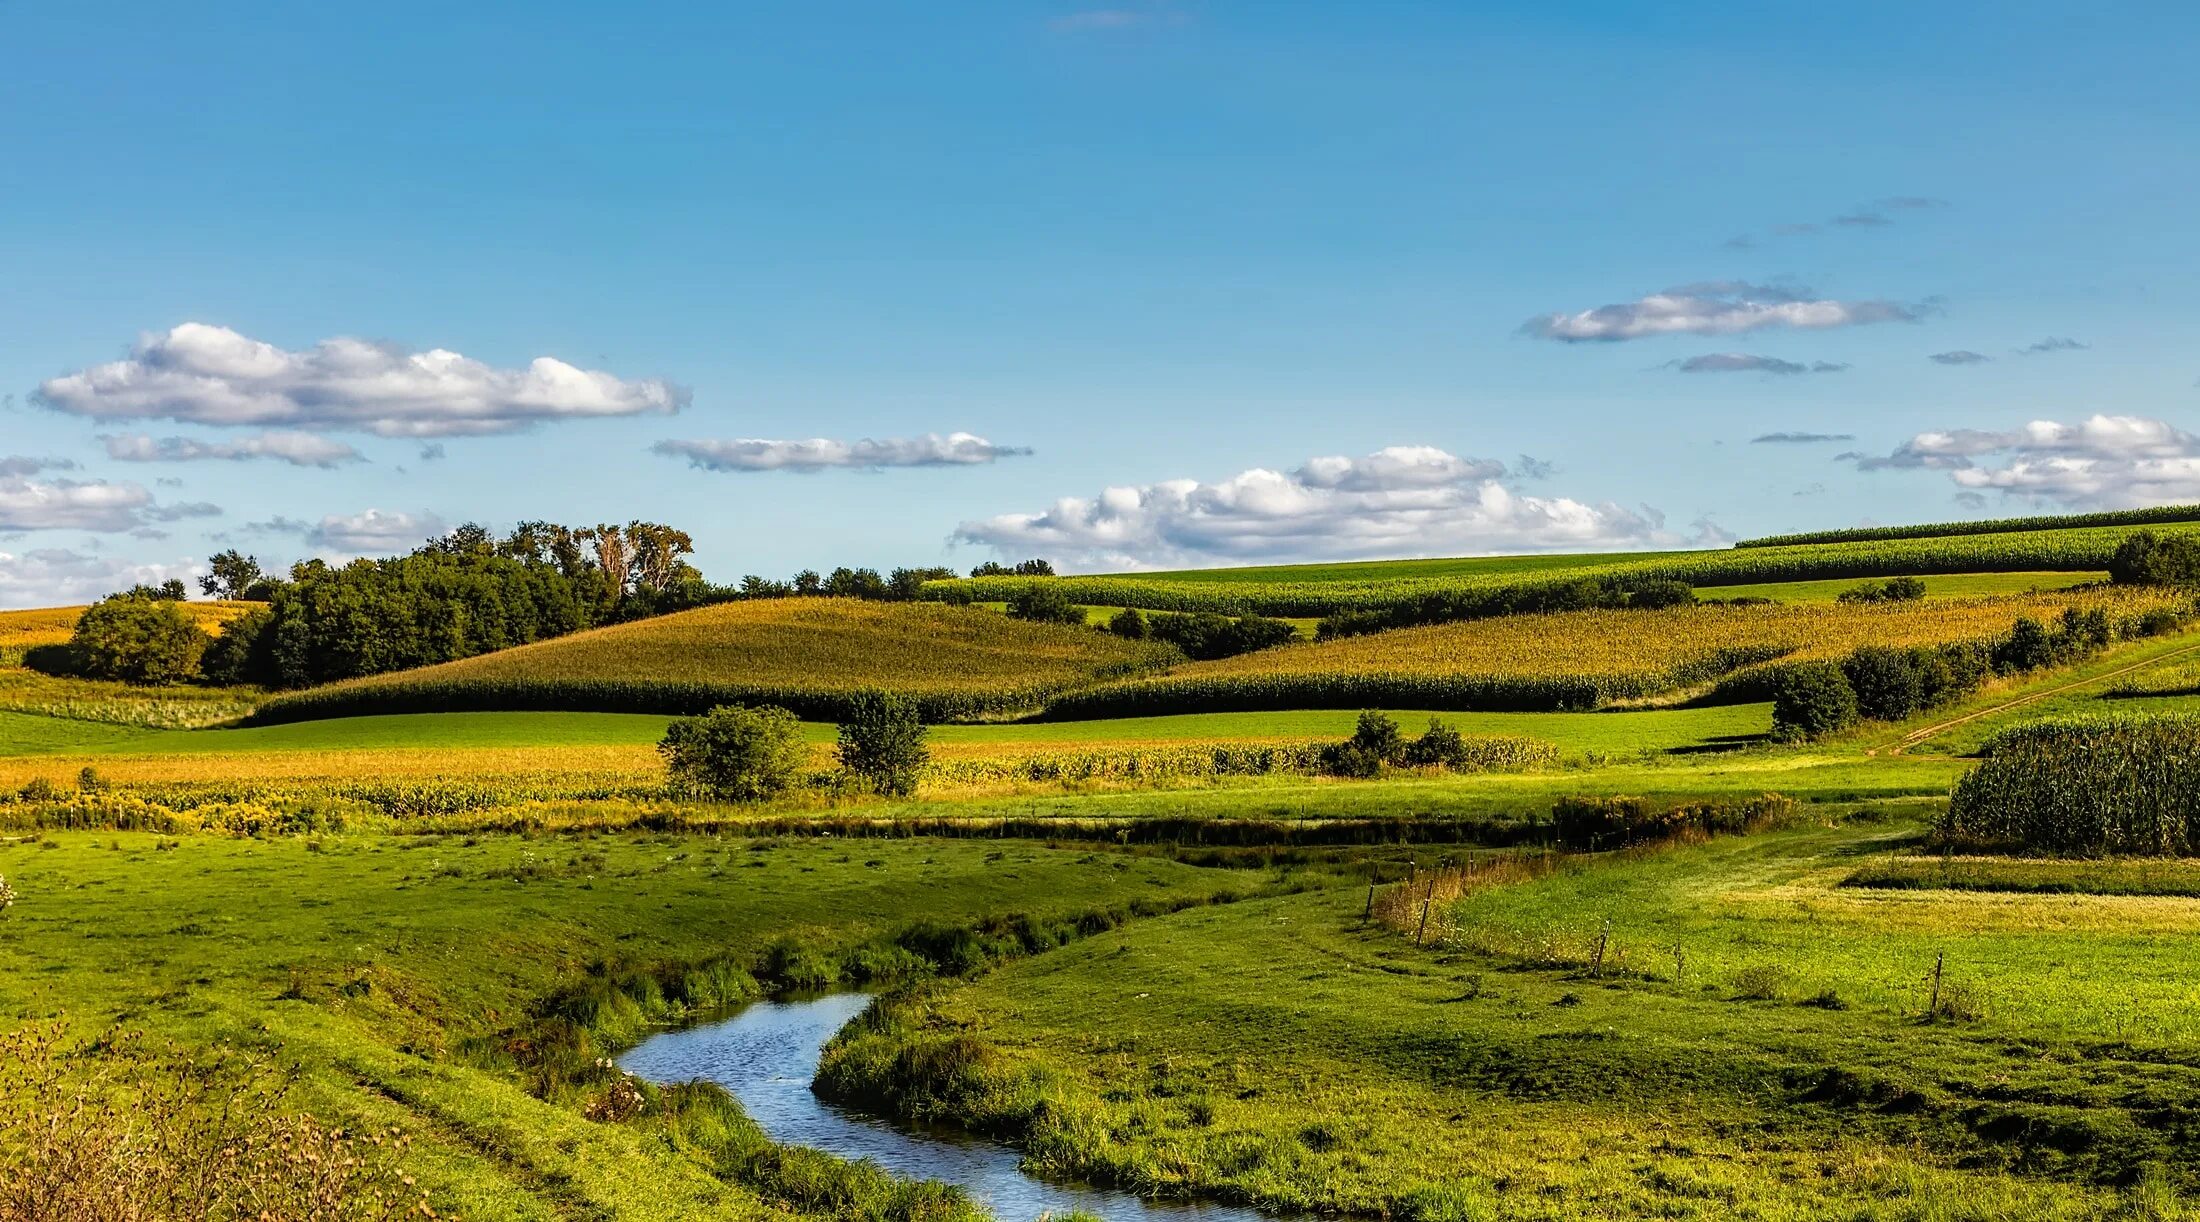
[198, 549, 267, 600]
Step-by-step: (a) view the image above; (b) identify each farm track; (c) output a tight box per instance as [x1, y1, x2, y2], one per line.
[1883, 637, 2200, 757]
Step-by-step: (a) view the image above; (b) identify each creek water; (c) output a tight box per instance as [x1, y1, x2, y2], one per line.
[618, 992, 1275, 1222]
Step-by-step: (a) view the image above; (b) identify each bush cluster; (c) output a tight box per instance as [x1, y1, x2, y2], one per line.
[1107, 607, 1297, 660]
[1550, 793, 1799, 850]
[1771, 605, 2162, 741]
[2109, 530, 2200, 586]
[1318, 711, 1494, 778]
[1835, 576, 1927, 604]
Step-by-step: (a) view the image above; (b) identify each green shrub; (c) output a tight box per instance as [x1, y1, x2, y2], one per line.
[1106, 607, 1149, 639]
[1400, 718, 1473, 768]
[67, 596, 211, 685]
[1769, 662, 1858, 742]
[2111, 530, 2200, 586]
[658, 704, 808, 801]
[1005, 584, 1085, 626]
[1320, 711, 1404, 777]
[1842, 646, 1926, 721]
[836, 692, 930, 797]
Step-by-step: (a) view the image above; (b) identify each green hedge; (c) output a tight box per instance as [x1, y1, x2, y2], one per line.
[1736, 505, 2200, 549]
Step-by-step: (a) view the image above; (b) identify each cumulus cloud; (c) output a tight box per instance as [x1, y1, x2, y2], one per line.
[36, 323, 687, 438]
[0, 547, 200, 609]
[1930, 350, 1991, 365]
[1752, 431, 1856, 444]
[1670, 353, 1848, 375]
[100, 430, 365, 469]
[952, 445, 1669, 570]
[0, 456, 77, 478]
[0, 477, 160, 532]
[248, 508, 446, 556]
[652, 432, 1032, 473]
[2019, 337, 2088, 356]
[1525, 282, 1923, 342]
[1845, 414, 2200, 508]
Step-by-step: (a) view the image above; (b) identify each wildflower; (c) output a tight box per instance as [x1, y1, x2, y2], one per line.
[0, 873, 15, 914]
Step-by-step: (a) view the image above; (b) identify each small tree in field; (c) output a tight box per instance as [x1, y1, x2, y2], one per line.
[659, 704, 807, 801]
[1770, 663, 1858, 742]
[1006, 584, 1084, 626]
[68, 596, 210, 685]
[837, 692, 930, 797]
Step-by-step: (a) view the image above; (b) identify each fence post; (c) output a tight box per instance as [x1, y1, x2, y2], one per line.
[1413, 876, 1436, 946]
[1591, 917, 1610, 977]
[1363, 865, 1378, 924]
[1928, 950, 1945, 1018]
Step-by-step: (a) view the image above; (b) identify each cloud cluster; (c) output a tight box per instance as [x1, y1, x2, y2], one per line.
[952, 445, 1669, 570]
[37, 323, 687, 438]
[0, 547, 200, 608]
[1525, 282, 1923, 342]
[0, 456, 78, 478]
[653, 432, 1032, 473]
[251, 508, 447, 556]
[1670, 353, 1848, 376]
[1930, 350, 1991, 365]
[2019, 337, 2088, 356]
[101, 430, 365, 469]
[0, 477, 158, 533]
[1844, 414, 2200, 507]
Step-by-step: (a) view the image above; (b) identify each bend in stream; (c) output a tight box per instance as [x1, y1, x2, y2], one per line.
[619, 992, 1275, 1222]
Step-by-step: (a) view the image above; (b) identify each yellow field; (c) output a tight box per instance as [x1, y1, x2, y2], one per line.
[0, 601, 253, 652]
[254, 598, 1178, 723]
[1049, 588, 2191, 715]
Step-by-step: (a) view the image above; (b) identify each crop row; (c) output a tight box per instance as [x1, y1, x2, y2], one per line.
[1949, 713, 2200, 855]
[927, 523, 2200, 617]
[924, 735, 1555, 786]
[1045, 589, 2186, 717]
[1736, 504, 2200, 549]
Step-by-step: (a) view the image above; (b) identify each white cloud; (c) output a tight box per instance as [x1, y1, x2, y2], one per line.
[100, 430, 365, 468]
[37, 323, 687, 438]
[1847, 414, 2200, 507]
[953, 445, 1668, 570]
[247, 508, 446, 556]
[0, 548, 201, 609]
[1671, 353, 1848, 375]
[652, 432, 1032, 473]
[0, 477, 160, 532]
[1525, 282, 1923, 342]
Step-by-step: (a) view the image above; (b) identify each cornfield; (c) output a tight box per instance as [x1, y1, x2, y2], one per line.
[1947, 713, 2200, 854]
[1736, 504, 2200, 549]
[926, 523, 2200, 616]
[1045, 589, 2187, 717]
[252, 598, 1177, 724]
[924, 734, 1555, 786]
[0, 602, 250, 666]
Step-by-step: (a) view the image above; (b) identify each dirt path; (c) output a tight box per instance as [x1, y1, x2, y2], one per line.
[1882, 639, 2200, 757]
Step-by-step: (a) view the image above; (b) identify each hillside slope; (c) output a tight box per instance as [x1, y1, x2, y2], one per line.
[250, 598, 1177, 723]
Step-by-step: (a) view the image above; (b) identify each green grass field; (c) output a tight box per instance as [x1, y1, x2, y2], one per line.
[820, 818, 2199, 1218]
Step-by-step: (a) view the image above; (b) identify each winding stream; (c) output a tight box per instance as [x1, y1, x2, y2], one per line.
[619, 993, 1274, 1222]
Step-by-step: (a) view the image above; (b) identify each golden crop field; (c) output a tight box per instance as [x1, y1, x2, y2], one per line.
[1048, 588, 2190, 716]
[0, 601, 253, 651]
[253, 597, 1180, 723]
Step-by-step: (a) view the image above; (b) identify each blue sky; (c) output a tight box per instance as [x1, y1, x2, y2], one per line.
[4, 1, 2197, 602]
